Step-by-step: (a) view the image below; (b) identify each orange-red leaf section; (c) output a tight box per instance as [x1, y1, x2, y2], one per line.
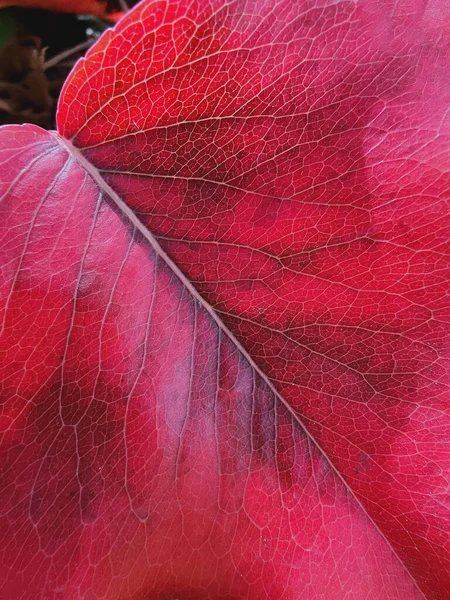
[0, 0, 123, 20]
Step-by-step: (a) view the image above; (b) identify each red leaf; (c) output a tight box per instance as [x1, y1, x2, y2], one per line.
[0, 0, 123, 19]
[1, 0, 449, 598]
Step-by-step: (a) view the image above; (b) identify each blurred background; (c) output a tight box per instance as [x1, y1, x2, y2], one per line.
[0, 0, 138, 128]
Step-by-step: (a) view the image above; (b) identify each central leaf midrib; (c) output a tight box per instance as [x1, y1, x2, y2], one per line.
[55, 130, 426, 599]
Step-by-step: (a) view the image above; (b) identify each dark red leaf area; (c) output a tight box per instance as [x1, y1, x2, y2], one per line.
[57, 0, 450, 598]
[0, 127, 423, 600]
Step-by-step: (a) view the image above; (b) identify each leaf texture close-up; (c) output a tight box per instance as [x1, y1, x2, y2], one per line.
[0, 0, 449, 599]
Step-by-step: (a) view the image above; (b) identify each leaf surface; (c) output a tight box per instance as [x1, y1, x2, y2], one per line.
[1, 0, 450, 599]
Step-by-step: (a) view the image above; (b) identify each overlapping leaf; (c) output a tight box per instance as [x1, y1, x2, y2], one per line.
[0, 0, 123, 19]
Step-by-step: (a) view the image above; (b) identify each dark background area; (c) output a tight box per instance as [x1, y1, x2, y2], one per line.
[0, 2, 137, 128]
